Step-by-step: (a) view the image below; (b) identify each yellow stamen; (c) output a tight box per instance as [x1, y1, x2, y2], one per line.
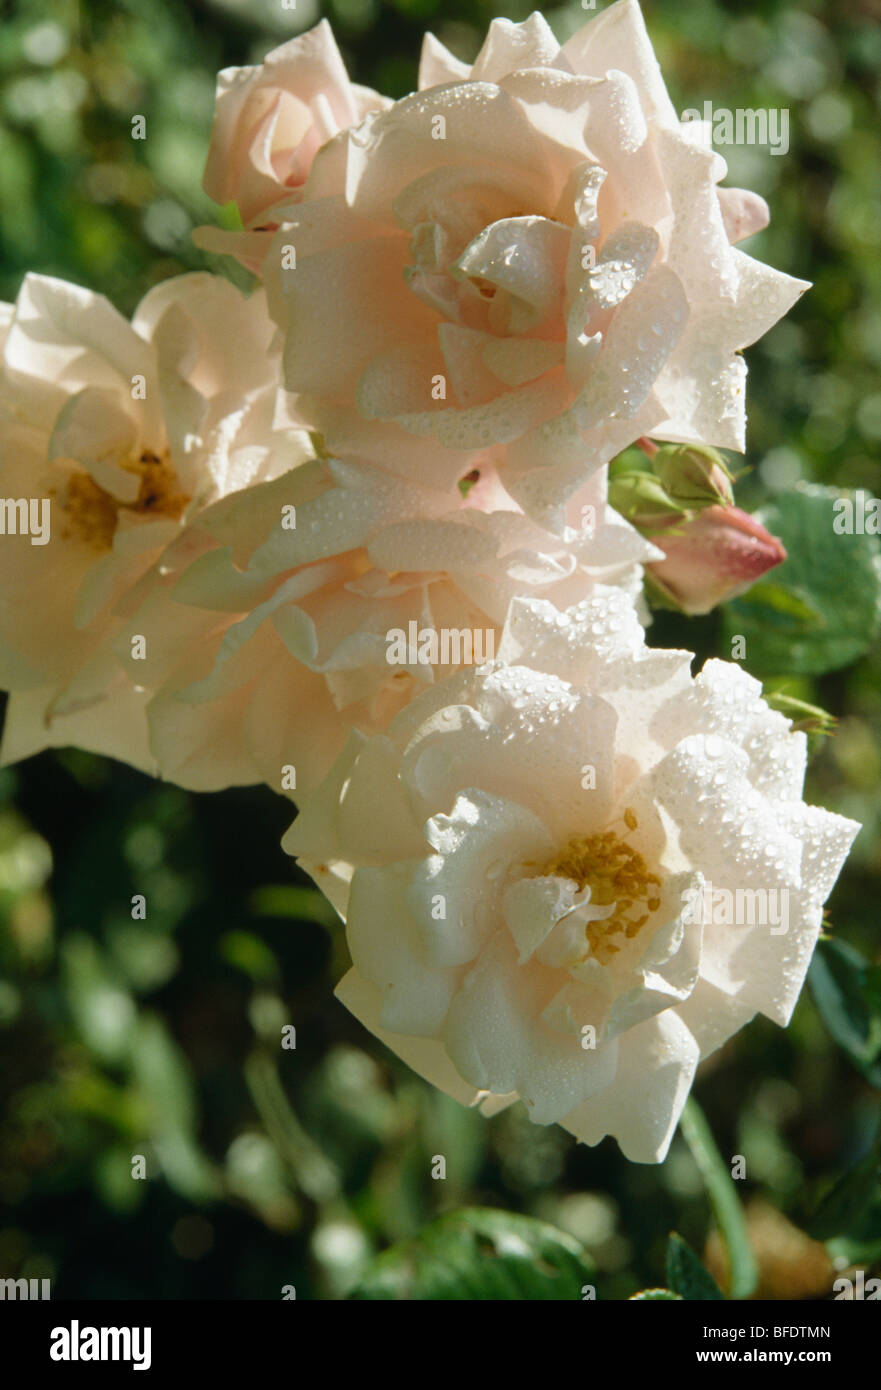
[537, 808, 662, 965]
[56, 451, 189, 550]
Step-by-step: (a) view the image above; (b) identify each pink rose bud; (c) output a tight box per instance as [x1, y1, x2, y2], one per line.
[647, 505, 787, 615]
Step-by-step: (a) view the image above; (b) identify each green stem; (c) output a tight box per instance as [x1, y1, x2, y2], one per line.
[680, 1097, 758, 1298]
[245, 1048, 339, 1204]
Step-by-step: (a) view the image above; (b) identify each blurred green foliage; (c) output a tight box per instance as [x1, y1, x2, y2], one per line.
[1, 0, 880, 1299]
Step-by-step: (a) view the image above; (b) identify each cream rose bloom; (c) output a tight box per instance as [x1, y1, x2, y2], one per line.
[202, 19, 389, 230]
[0, 272, 300, 770]
[130, 455, 656, 798]
[285, 588, 859, 1162]
[253, 1, 805, 527]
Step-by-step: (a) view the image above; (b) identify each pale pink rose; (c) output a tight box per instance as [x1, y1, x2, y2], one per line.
[250, 1, 805, 529]
[647, 505, 787, 614]
[420, 10, 770, 244]
[285, 589, 858, 1162]
[0, 272, 301, 770]
[133, 456, 656, 799]
[201, 18, 388, 241]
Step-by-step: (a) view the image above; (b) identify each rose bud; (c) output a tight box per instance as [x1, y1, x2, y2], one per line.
[646, 505, 787, 614]
[607, 468, 690, 531]
[652, 444, 735, 509]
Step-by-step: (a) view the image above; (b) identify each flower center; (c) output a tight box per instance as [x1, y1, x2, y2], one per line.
[55, 451, 190, 551]
[539, 809, 661, 964]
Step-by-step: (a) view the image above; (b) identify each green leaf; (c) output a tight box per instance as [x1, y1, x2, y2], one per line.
[131, 1014, 220, 1201]
[219, 929, 280, 985]
[722, 484, 881, 675]
[762, 690, 837, 736]
[809, 938, 881, 1087]
[807, 1144, 881, 1245]
[248, 883, 339, 926]
[666, 1232, 725, 1300]
[630, 1288, 683, 1300]
[349, 1208, 595, 1300]
[735, 580, 823, 626]
[62, 935, 137, 1065]
[679, 1099, 758, 1298]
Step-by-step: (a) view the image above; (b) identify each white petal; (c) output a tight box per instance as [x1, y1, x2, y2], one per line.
[559, 0, 680, 130]
[652, 734, 803, 890]
[336, 969, 481, 1106]
[418, 32, 470, 88]
[445, 930, 619, 1123]
[503, 874, 583, 963]
[471, 14, 560, 82]
[411, 789, 555, 967]
[781, 802, 861, 905]
[2, 682, 156, 773]
[561, 1009, 699, 1162]
[282, 728, 365, 864]
[347, 865, 460, 1035]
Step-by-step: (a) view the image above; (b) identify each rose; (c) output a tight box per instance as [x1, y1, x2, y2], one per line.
[203, 18, 388, 227]
[645, 504, 787, 614]
[0, 272, 300, 769]
[420, 9, 769, 245]
[131, 455, 656, 798]
[285, 587, 858, 1161]
[254, 1, 805, 530]
[196, 20, 389, 273]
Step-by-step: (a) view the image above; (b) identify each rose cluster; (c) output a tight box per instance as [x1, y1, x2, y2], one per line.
[0, 3, 858, 1161]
